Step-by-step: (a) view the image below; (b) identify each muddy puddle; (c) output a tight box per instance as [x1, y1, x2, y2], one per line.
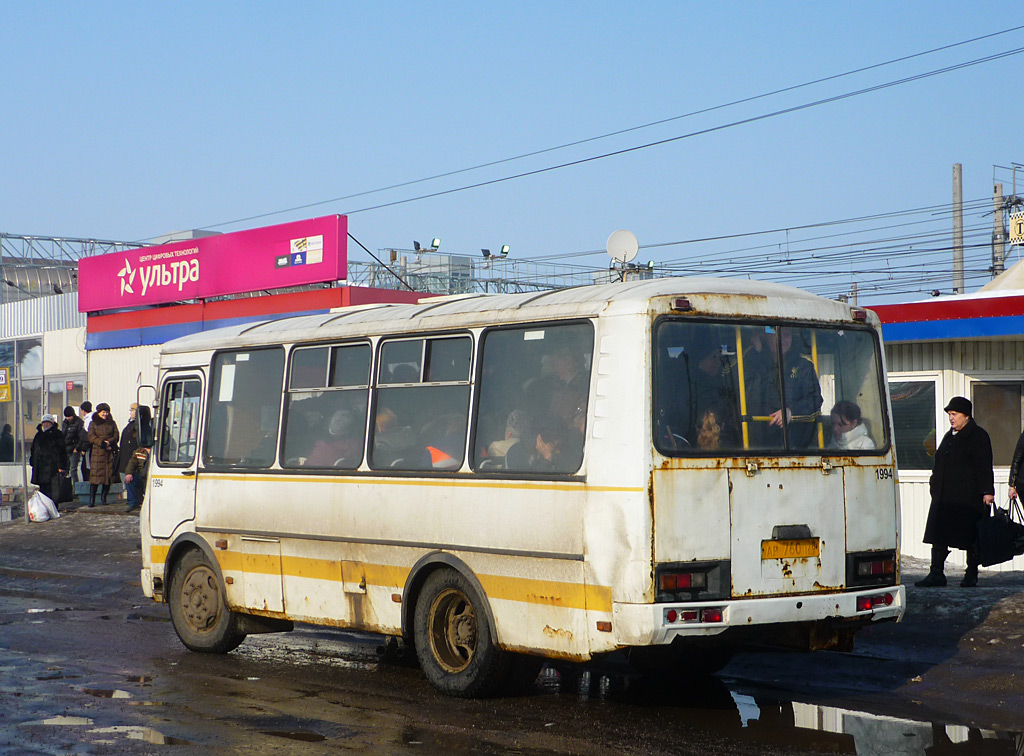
[537, 666, 1024, 754]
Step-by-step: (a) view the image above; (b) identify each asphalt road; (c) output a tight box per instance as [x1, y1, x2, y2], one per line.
[1, 503, 1023, 755]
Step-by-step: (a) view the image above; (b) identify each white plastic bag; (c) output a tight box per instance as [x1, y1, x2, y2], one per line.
[28, 491, 59, 522]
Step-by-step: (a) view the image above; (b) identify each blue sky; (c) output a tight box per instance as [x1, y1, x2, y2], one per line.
[3, 2, 1023, 303]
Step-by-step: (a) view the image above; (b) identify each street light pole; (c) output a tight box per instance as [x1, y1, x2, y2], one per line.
[16, 364, 29, 523]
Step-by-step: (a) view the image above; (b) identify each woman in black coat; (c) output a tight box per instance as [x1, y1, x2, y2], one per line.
[29, 414, 69, 506]
[917, 396, 995, 588]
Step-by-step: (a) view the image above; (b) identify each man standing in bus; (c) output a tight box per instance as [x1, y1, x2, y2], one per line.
[917, 396, 994, 588]
[768, 328, 823, 449]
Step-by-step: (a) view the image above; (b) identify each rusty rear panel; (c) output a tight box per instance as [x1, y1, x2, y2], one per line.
[729, 462, 846, 597]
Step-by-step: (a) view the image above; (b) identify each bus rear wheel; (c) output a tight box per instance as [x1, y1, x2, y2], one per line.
[168, 549, 246, 654]
[413, 568, 510, 697]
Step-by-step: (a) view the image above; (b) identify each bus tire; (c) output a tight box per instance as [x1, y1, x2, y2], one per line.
[413, 568, 510, 697]
[168, 549, 246, 654]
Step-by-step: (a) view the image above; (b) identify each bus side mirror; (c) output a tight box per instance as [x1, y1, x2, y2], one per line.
[136, 405, 154, 447]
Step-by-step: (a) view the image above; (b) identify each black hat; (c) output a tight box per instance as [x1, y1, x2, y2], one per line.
[63, 406, 76, 418]
[95, 402, 111, 413]
[943, 396, 972, 416]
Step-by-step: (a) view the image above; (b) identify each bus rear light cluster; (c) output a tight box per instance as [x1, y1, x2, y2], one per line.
[856, 558, 895, 577]
[659, 572, 707, 591]
[664, 607, 724, 625]
[856, 592, 895, 612]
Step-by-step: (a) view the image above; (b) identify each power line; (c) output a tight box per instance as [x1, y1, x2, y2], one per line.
[523, 195, 996, 264]
[330, 46, 1024, 219]
[183, 28, 1024, 235]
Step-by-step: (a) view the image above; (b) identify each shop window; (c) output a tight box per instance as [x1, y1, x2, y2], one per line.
[888, 380, 938, 470]
[0, 338, 43, 464]
[972, 382, 1023, 467]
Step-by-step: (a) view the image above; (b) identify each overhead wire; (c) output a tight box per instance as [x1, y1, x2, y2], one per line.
[180, 29, 1024, 234]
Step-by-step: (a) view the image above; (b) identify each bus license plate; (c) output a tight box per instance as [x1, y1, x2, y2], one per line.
[761, 538, 820, 560]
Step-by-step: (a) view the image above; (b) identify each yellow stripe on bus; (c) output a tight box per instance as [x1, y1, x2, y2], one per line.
[149, 472, 643, 495]
[149, 546, 612, 612]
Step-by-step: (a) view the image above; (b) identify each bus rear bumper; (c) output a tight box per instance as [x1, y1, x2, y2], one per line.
[612, 585, 905, 646]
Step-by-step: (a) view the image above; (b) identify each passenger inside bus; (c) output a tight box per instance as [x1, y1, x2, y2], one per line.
[305, 409, 362, 467]
[769, 328, 823, 448]
[420, 412, 466, 469]
[740, 328, 782, 447]
[371, 405, 417, 467]
[829, 400, 875, 450]
[487, 408, 527, 459]
[688, 333, 742, 450]
[506, 422, 567, 472]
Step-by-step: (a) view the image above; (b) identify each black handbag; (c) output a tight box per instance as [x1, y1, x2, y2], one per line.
[976, 498, 1024, 567]
[54, 472, 74, 505]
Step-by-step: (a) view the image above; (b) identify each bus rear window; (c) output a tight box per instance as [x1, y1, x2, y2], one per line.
[654, 321, 887, 456]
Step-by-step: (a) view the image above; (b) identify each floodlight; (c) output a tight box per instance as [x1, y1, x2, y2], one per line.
[481, 248, 491, 258]
[431, 238, 441, 249]
[500, 244, 510, 257]
[647, 260, 654, 270]
[413, 241, 421, 251]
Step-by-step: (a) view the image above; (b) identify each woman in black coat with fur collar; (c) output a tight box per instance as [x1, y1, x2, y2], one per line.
[30, 414, 68, 505]
[917, 396, 995, 588]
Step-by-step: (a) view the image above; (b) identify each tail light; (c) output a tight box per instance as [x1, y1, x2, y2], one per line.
[856, 592, 895, 612]
[848, 550, 897, 587]
[857, 558, 895, 577]
[700, 607, 724, 623]
[663, 607, 724, 624]
[659, 572, 708, 591]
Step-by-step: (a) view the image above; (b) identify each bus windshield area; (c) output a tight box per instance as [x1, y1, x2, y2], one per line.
[654, 320, 888, 455]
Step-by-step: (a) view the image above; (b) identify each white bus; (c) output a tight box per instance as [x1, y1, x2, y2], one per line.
[139, 278, 904, 697]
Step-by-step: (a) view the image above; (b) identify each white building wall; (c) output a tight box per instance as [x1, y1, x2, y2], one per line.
[42, 327, 87, 376]
[87, 345, 162, 427]
[886, 341, 1024, 572]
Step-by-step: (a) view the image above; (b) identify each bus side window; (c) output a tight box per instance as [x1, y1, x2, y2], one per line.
[472, 322, 593, 474]
[159, 378, 201, 466]
[370, 336, 471, 471]
[281, 343, 370, 469]
[204, 348, 285, 468]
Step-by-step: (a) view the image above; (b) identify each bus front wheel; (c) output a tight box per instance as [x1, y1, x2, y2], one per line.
[168, 549, 246, 654]
[413, 568, 509, 697]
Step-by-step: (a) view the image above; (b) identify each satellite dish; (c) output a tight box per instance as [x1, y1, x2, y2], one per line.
[607, 229, 639, 264]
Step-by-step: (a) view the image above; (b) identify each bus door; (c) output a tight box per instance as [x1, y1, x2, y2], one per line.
[151, 374, 203, 540]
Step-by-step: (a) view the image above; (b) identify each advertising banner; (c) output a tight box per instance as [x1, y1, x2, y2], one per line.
[78, 215, 347, 312]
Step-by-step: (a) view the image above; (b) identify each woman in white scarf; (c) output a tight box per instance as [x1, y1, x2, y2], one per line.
[830, 400, 875, 450]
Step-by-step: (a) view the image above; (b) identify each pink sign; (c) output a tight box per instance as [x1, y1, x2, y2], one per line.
[78, 215, 347, 312]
